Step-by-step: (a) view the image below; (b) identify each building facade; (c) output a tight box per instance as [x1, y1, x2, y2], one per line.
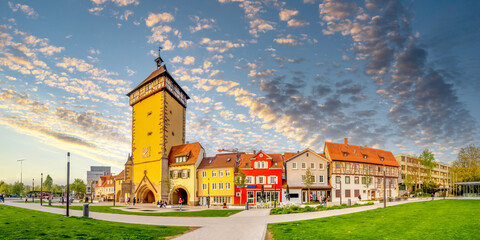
[86, 166, 110, 197]
[325, 139, 400, 203]
[95, 174, 114, 201]
[168, 142, 205, 205]
[284, 149, 331, 204]
[197, 153, 239, 206]
[235, 151, 283, 205]
[124, 54, 190, 204]
[395, 154, 451, 194]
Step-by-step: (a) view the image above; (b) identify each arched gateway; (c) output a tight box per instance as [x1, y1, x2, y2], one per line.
[172, 187, 189, 205]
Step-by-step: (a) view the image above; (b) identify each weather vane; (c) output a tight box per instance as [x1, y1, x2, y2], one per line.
[155, 46, 164, 69]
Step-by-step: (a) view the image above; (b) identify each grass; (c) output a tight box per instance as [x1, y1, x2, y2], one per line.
[47, 205, 242, 217]
[0, 205, 189, 240]
[268, 200, 480, 240]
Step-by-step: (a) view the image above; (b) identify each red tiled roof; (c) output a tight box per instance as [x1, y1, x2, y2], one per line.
[113, 170, 124, 181]
[197, 153, 242, 170]
[324, 142, 399, 167]
[98, 174, 114, 187]
[284, 152, 297, 161]
[168, 142, 203, 167]
[238, 152, 284, 169]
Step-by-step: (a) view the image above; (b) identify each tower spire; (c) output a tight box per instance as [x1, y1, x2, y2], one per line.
[154, 46, 164, 69]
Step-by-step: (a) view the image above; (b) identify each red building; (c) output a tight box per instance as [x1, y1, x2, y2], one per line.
[234, 151, 284, 205]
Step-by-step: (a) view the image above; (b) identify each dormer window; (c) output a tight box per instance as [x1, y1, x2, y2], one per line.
[343, 152, 348, 157]
[380, 157, 384, 161]
[175, 155, 188, 163]
[363, 155, 367, 159]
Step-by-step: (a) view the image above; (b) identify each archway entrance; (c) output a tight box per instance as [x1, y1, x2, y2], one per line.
[143, 190, 155, 203]
[116, 191, 121, 202]
[172, 188, 188, 205]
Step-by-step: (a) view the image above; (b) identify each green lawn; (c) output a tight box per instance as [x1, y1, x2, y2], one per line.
[47, 205, 242, 217]
[268, 200, 480, 240]
[0, 205, 189, 240]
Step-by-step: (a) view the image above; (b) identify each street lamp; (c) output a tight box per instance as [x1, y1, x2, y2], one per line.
[113, 174, 116, 207]
[381, 158, 386, 208]
[40, 173, 43, 206]
[66, 152, 70, 217]
[32, 178, 35, 203]
[207, 177, 210, 208]
[17, 159, 25, 184]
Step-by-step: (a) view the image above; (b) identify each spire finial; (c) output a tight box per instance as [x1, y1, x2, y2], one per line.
[154, 46, 164, 69]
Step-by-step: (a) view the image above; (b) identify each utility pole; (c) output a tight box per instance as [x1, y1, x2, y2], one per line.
[66, 152, 70, 217]
[17, 159, 25, 184]
[41, 173, 43, 206]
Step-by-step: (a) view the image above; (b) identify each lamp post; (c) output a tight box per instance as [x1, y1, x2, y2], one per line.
[91, 182, 94, 203]
[339, 179, 342, 205]
[17, 159, 25, 184]
[32, 178, 35, 203]
[40, 173, 43, 206]
[207, 177, 210, 208]
[66, 152, 70, 217]
[381, 158, 386, 208]
[113, 174, 116, 207]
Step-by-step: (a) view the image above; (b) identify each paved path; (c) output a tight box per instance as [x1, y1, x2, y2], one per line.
[3, 198, 458, 240]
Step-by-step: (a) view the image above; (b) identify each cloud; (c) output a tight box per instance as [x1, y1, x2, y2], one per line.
[89, 7, 104, 15]
[147, 25, 172, 44]
[287, 19, 309, 28]
[248, 18, 275, 38]
[119, 10, 133, 21]
[184, 56, 195, 65]
[111, 0, 139, 7]
[8, 2, 38, 18]
[189, 16, 216, 33]
[178, 40, 193, 49]
[38, 45, 65, 56]
[200, 38, 245, 53]
[279, 9, 298, 21]
[274, 34, 299, 46]
[126, 66, 135, 76]
[145, 12, 174, 27]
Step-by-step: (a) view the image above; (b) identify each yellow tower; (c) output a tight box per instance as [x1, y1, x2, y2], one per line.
[126, 51, 189, 203]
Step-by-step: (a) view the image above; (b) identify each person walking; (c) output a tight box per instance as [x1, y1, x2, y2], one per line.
[179, 198, 183, 211]
[133, 197, 136, 205]
[431, 193, 434, 201]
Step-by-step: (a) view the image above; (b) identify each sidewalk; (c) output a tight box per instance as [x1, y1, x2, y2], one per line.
[4, 198, 442, 240]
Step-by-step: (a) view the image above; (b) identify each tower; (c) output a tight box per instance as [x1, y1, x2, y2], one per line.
[126, 49, 190, 203]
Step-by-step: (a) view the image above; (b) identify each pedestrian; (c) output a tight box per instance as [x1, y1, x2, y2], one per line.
[157, 200, 160, 208]
[358, 195, 362, 201]
[25, 196, 28, 202]
[127, 197, 130, 205]
[164, 200, 167, 208]
[133, 197, 136, 205]
[431, 193, 434, 201]
[179, 198, 183, 211]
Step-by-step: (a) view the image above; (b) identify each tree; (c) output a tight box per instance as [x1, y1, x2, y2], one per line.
[70, 178, 86, 198]
[43, 175, 53, 192]
[304, 167, 314, 203]
[404, 174, 414, 194]
[363, 169, 373, 200]
[418, 149, 437, 182]
[452, 144, 480, 182]
[52, 184, 63, 195]
[234, 169, 246, 204]
[10, 182, 24, 196]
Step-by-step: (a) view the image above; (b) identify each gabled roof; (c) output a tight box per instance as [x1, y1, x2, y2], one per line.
[324, 142, 399, 167]
[168, 142, 203, 167]
[98, 174, 114, 187]
[197, 153, 242, 170]
[113, 170, 124, 181]
[238, 152, 284, 169]
[284, 152, 297, 161]
[285, 148, 330, 162]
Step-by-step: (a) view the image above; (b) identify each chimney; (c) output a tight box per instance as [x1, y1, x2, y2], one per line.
[253, 150, 256, 155]
[344, 138, 348, 145]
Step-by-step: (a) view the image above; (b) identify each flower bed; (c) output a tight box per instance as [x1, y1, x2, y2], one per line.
[270, 202, 374, 215]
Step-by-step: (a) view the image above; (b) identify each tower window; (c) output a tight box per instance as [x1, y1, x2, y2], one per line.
[169, 110, 172, 114]
[147, 111, 152, 116]
[147, 132, 152, 136]
[172, 131, 175, 136]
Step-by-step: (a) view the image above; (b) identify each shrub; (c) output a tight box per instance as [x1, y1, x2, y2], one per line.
[304, 206, 315, 212]
[290, 206, 300, 211]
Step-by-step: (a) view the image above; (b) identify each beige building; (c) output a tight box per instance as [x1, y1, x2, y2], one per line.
[283, 149, 331, 204]
[395, 154, 451, 194]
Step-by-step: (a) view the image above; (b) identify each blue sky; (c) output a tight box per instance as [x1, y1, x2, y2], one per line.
[1, 0, 479, 185]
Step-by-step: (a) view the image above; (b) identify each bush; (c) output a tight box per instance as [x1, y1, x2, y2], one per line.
[290, 206, 300, 211]
[304, 206, 315, 212]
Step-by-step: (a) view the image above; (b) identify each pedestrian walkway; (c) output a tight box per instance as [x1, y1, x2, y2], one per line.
[4, 198, 449, 240]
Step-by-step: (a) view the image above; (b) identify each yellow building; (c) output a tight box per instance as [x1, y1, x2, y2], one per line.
[168, 142, 205, 205]
[197, 153, 238, 206]
[124, 53, 190, 203]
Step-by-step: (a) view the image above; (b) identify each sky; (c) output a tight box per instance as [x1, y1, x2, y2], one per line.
[1, 0, 479, 185]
